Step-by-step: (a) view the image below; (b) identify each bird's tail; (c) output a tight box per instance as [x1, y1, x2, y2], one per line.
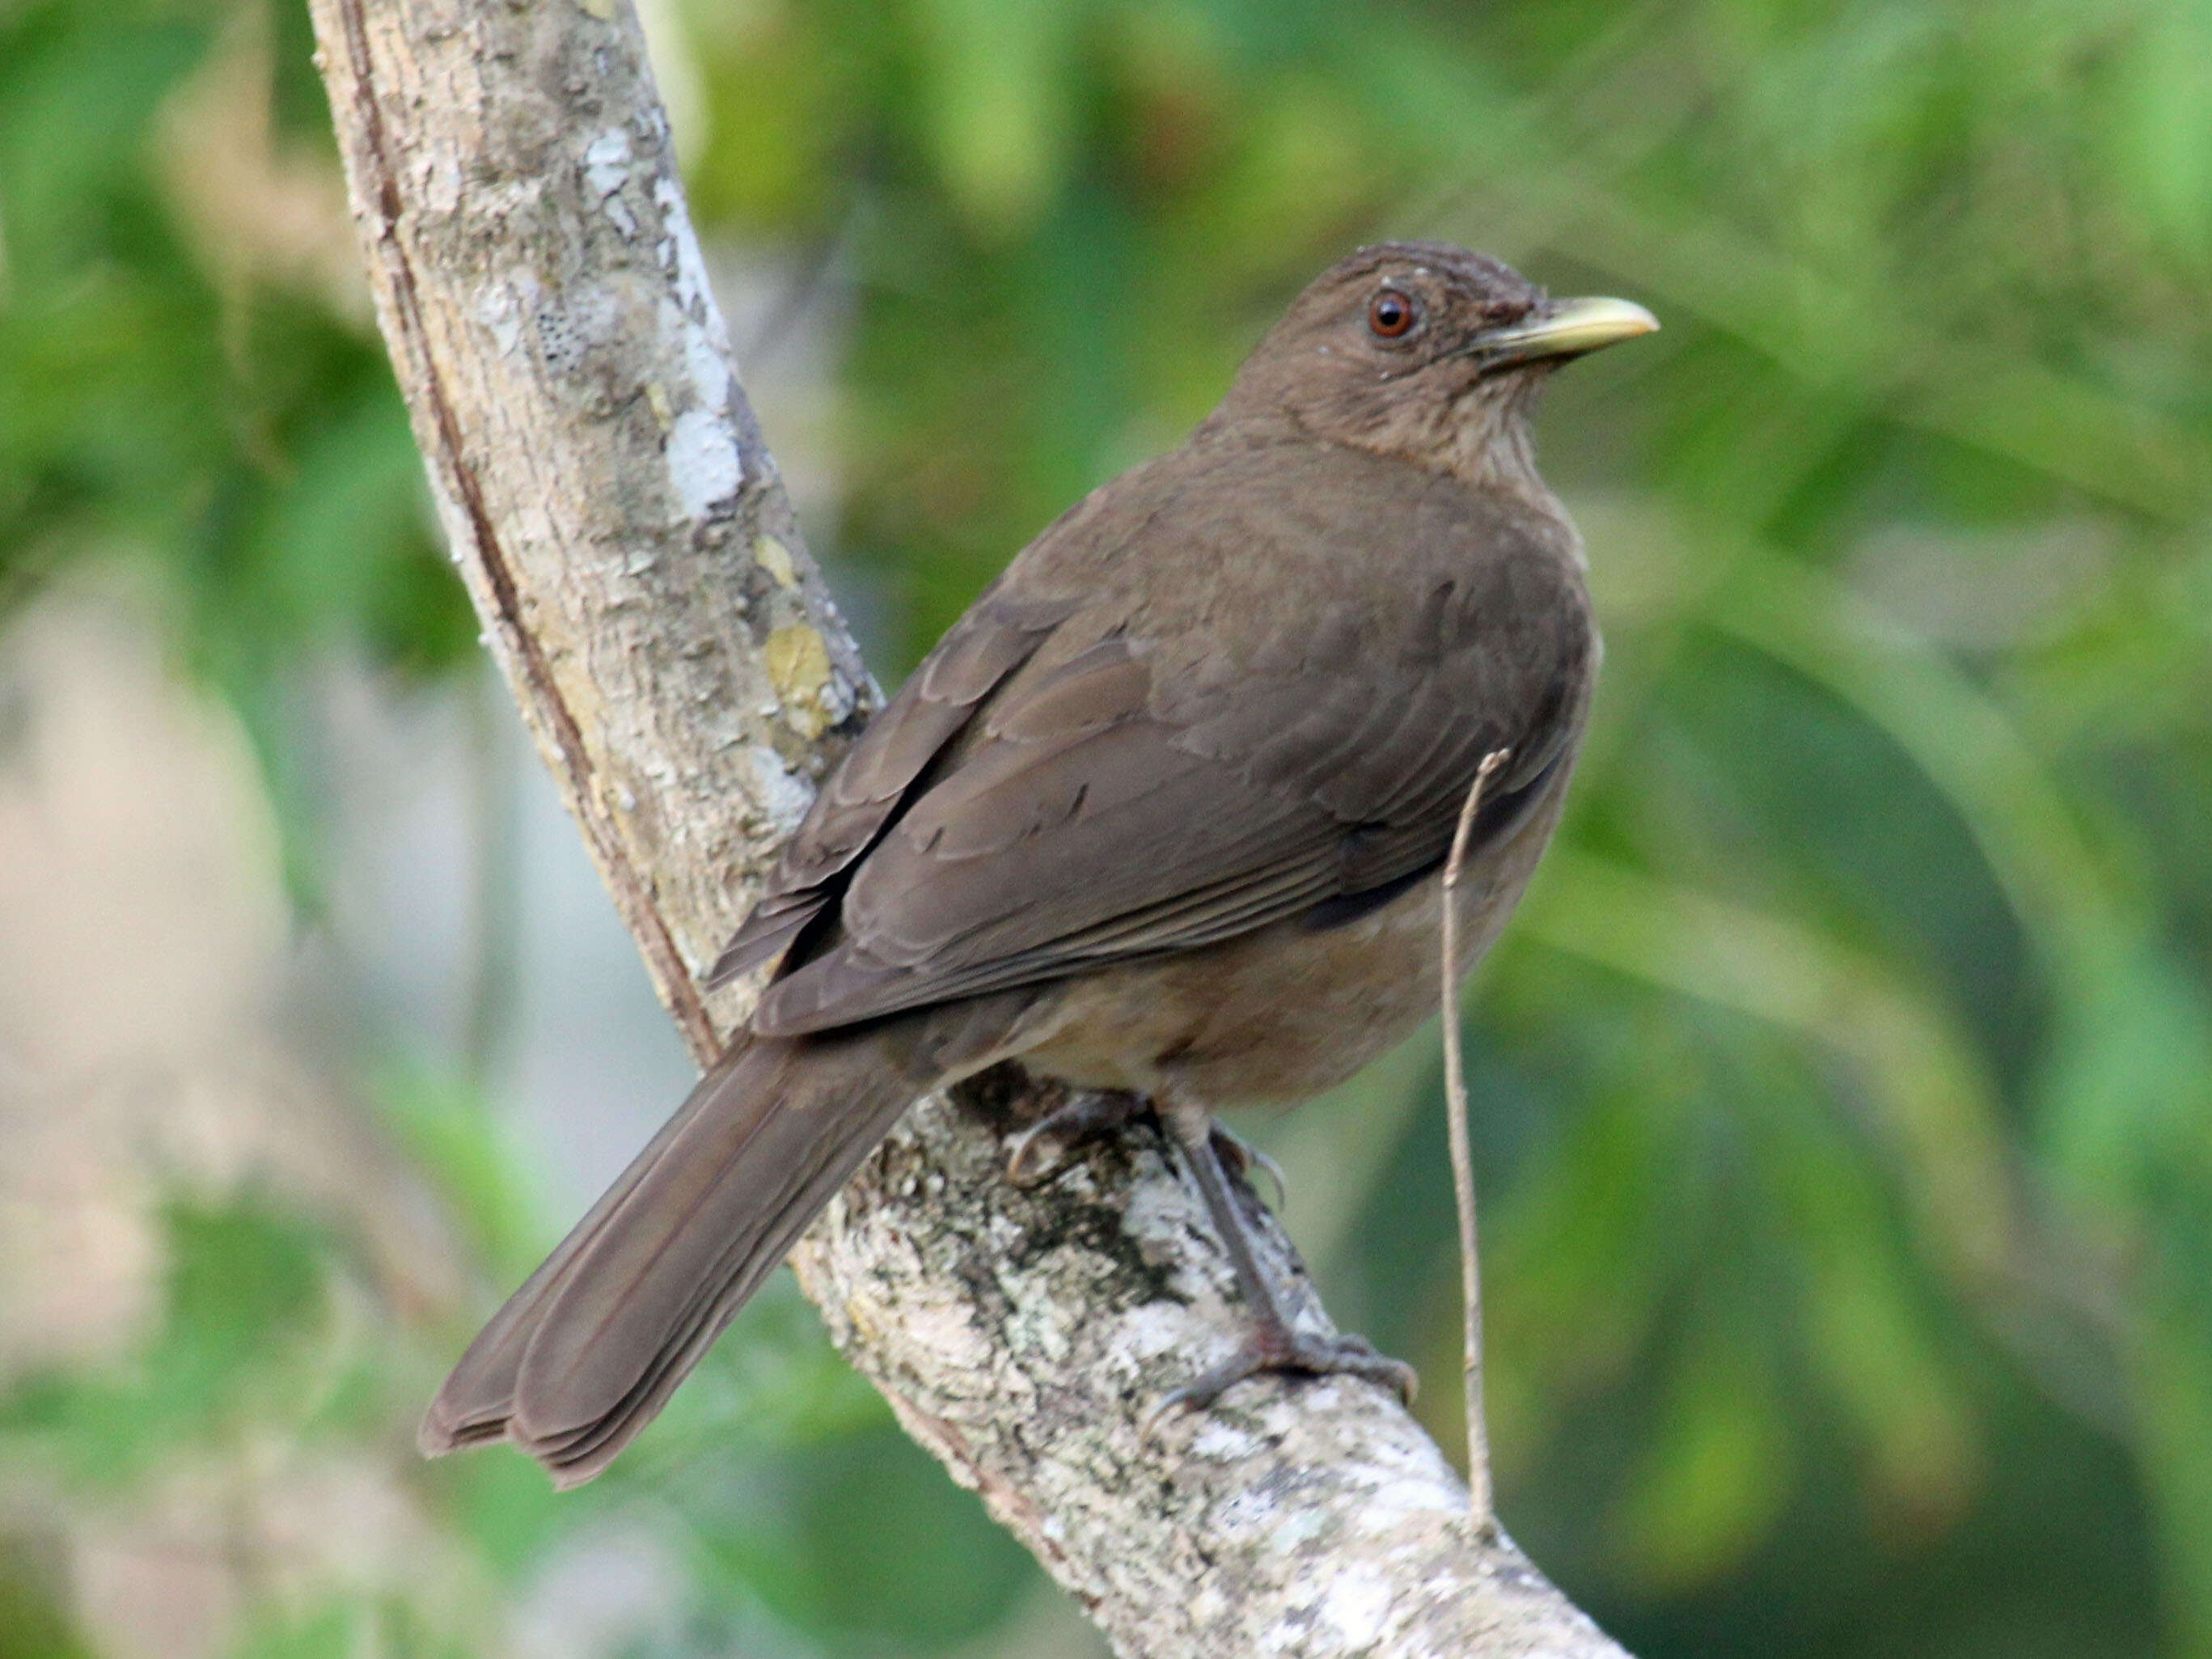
[418, 1026, 936, 1488]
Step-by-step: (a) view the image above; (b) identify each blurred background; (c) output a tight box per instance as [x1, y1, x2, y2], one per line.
[2, 0, 2210, 1654]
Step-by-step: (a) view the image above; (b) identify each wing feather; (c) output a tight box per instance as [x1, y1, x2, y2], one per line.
[725, 442, 1596, 1037]
[705, 590, 1077, 987]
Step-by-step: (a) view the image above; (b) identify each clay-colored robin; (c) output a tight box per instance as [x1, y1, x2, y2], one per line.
[421, 241, 1656, 1485]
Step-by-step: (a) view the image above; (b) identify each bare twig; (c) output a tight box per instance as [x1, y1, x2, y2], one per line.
[1443, 747, 1511, 1530]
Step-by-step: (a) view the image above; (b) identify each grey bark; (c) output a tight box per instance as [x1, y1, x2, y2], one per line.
[307, 2, 1632, 1653]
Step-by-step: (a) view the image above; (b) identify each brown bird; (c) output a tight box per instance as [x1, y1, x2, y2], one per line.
[421, 242, 1656, 1486]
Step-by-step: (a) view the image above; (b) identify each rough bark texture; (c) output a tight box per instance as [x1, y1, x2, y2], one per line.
[307, 2, 1632, 1653]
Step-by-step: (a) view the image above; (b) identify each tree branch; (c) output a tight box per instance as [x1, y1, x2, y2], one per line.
[307, 2, 1631, 1652]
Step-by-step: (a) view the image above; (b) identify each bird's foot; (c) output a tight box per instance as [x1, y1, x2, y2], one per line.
[1143, 1325, 1417, 1435]
[1004, 1090, 1284, 1205]
[1004, 1087, 1148, 1184]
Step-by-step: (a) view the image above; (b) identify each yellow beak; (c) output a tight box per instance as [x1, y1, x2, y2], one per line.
[1482, 295, 1660, 362]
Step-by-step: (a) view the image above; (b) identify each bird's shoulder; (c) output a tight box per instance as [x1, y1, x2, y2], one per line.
[1001, 433, 1594, 717]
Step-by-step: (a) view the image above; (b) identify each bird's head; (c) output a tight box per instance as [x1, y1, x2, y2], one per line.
[1217, 242, 1657, 496]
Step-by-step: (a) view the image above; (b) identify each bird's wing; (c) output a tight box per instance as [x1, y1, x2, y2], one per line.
[705, 587, 1079, 988]
[746, 510, 1592, 1037]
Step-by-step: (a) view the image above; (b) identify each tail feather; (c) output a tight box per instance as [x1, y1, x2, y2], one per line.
[419, 1030, 924, 1487]
[417, 1049, 733, 1455]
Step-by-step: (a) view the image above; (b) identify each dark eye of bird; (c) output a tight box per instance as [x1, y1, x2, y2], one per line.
[1368, 288, 1418, 339]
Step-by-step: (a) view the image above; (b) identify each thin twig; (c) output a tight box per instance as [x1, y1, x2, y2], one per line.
[1443, 746, 1511, 1530]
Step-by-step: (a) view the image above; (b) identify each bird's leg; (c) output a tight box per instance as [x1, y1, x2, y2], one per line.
[1205, 1123, 1288, 1212]
[1147, 1098, 1415, 1428]
[1004, 1089, 1284, 1206]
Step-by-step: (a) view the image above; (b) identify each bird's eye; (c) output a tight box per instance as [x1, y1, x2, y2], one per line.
[1368, 288, 1419, 339]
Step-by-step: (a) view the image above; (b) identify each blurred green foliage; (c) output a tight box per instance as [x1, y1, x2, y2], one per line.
[0, 0, 471, 894]
[4, 1199, 333, 1488]
[3, 0, 2210, 1654]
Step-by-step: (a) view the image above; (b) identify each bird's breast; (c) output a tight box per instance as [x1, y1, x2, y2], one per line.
[1009, 755, 1575, 1108]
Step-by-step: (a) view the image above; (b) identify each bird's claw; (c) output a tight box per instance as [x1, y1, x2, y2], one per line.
[1004, 1093, 1287, 1208]
[1141, 1328, 1417, 1437]
[1003, 1089, 1148, 1185]
[1208, 1127, 1288, 1211]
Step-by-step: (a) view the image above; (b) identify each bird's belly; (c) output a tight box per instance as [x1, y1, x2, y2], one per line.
[1013, 777, 1568, 1107]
